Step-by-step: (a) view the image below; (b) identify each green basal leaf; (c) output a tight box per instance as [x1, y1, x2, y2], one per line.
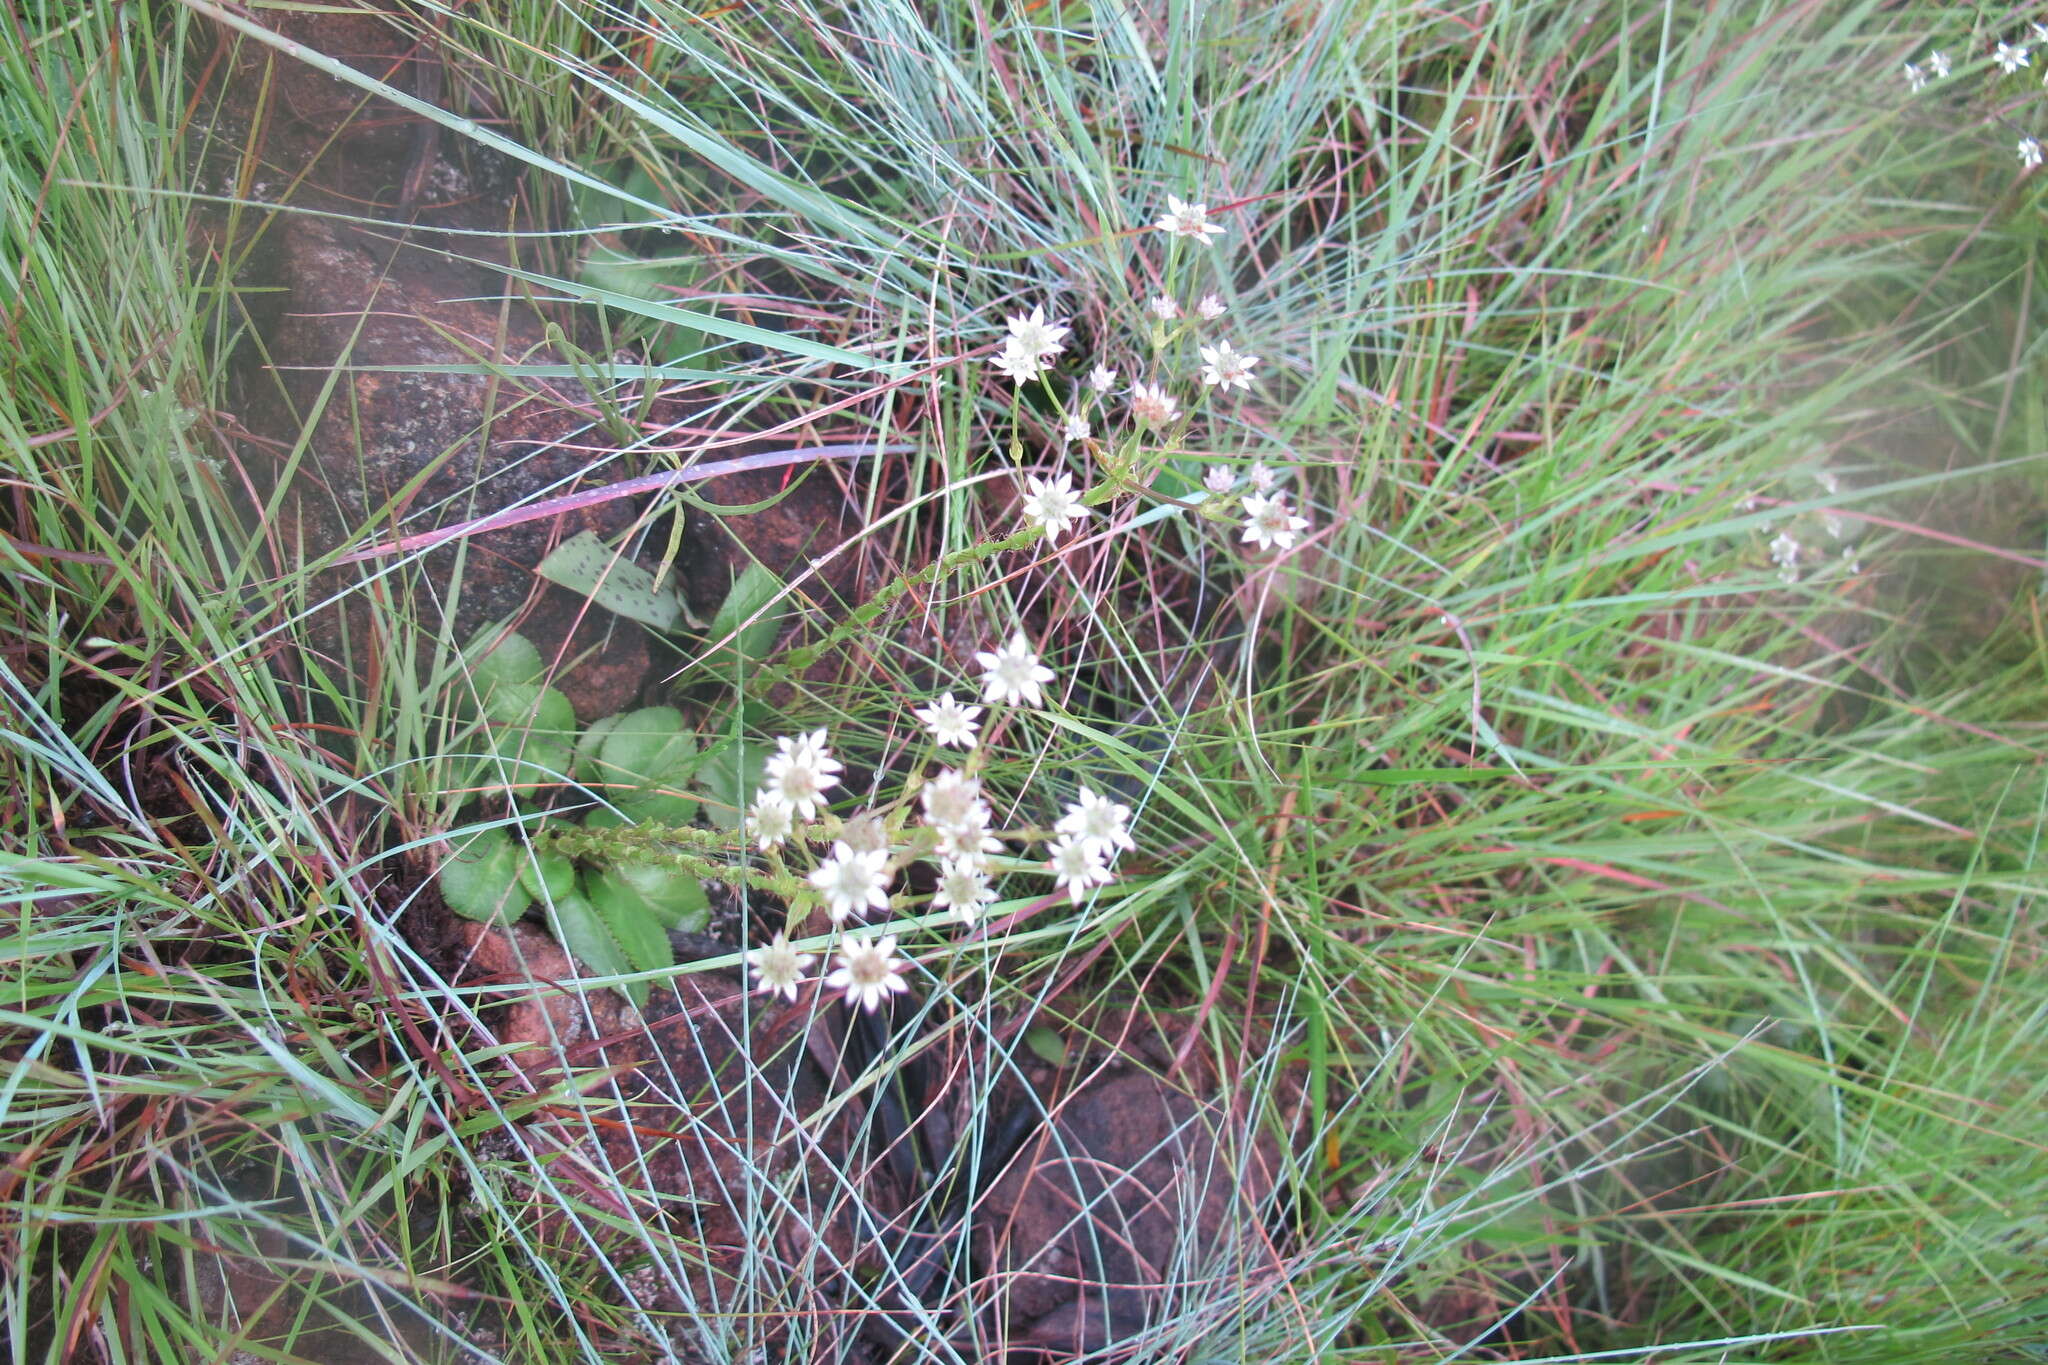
[471, 686, 578, 796]
[1024, 1024, 1070, 1068]
[580, 789, 697, 827]
[595, 706, 696, 788]
[478, 679, 540, 727]
[438, 827, 534, 924]
[486, 728, 575, 793]
[573, 712, 622, 783]
[535, 530, 684, 631]
[582, 871, 678, 1007]
[704, 563, 787, 672]
[630, 790, 699, 824]
[546, 889, 645, 1008]
[516, 847, 577, 903]
[458, 632, 548, 731]
[601, 860, 710, 934]
[462, 628, 544, 693]
[569, 706, 697, 821]
[693, 734, 770, 832]
[539, 687, 576, 731]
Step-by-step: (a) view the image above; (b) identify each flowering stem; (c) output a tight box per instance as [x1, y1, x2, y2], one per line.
[776, 526, 1042, 676]
[534, 820, 812, 900]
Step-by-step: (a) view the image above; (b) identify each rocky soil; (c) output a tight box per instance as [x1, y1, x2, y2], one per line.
[189, 5, 1288, 1359]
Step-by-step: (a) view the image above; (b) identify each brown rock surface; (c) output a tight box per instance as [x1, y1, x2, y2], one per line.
[673, 460, 877, 622]
[255, 215, 653, 716]
[971, 1058, 1284, 1358]
[445, 920, 873, 1356]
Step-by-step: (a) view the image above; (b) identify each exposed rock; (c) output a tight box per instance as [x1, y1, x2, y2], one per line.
[673, 459, 877, 622]
[445, 920, 874, 1359]
[255, 214, 652, 718]
[970, 1052, 1284, 1358]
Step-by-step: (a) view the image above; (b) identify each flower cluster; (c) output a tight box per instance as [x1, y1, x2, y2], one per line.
[1154, 195, 1226, 242]
[975, 198, 1319, 568]
[1749, 466, 1863, 586]
[1902, 51, 1949, 93]
[993, 305, 1072, 386]
[984, 196, 1301, 564]
[1902, 32, 2048, 168]
[1241, 490, 1312, 552]
[743, 636, 1136, 1011]
[1768, 530, 1801, 583]
[738, 731, 907, 1008]
[1019, 472, 1088, 541]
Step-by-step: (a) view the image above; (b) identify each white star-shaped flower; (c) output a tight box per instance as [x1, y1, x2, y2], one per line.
[920, 770, 1003, 858]
[1153, 194, 1226, 243]
[1997, 41, 2030, 74]
[1005, 305, 1070, 360]
[1929, 50, 1951, 78]
[1202, 466, 1236, 494]
[1056, 786, 1136, 856]
[934, 812, 1002, 860]
[932, 857, 998, 923]
[1246, 462, 1278, 492]
[826, 935, 912, 1012]
[921, 767, 984, 829]
[938, 819, 1002, 861]
[2022, 136, 2043, 170]
[992, 337, 1050, 385]
[839, 812, 889, 855]
[1061, 411, 1091, 443]
[748, 933, 815, 1001]
[1241, 492, 1310, 552]
[745, 791, 797, 851]
[807, 840, 893, 926]
[1046, 834, 1114, 904]
[975, 633, 1055, 708]
[1129, 381, 1181, 427]
[1148, 295, 1180, 321]
[1903, 61, 1926, 92]
[764, 730, 842, 820]
[1020, 471, 1089, 541]
[1768, 531, 1800, 570]
[1087, 364, 1118, 392]
[1198, 340, 1260, 392]
[1196, 293, 1228, 320]
[914, 693, 982, 750]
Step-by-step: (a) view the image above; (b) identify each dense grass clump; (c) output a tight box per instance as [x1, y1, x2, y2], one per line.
[1, 0, 2043, 1361]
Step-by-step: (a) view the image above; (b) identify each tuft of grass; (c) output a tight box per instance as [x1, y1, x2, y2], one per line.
[2, 0, 2044, 1361]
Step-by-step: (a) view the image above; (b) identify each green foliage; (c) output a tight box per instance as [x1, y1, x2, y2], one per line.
[598, 858, 710, 931]
[544, 886, 675, 1011]
[8, 1, 2048, 1361]
[702, 562, 789, 676]
[514, 845, 577, 903]
[439, 826, 534, 923]
[433, 556, 808, 982]
[692, 733, 772, 832]
[463, 629, 545, 693]
[473, 681, 578, 792]
[536, 530, 687, 631]
[590, 705, 698, 822]
[434, 636, 712, 994]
